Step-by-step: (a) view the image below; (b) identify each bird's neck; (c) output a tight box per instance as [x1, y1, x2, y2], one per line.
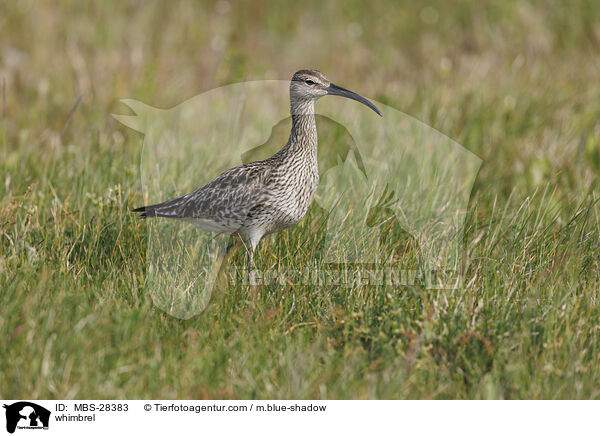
[286, 98, 317, 156]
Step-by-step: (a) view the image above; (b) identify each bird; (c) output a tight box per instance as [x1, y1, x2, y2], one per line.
[132, 69, 382, 264]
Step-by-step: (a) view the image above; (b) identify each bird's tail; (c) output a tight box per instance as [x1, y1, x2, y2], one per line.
[131, 196, 187, 219]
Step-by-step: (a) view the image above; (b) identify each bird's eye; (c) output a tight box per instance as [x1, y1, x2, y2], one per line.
[305, 80, 315, 86]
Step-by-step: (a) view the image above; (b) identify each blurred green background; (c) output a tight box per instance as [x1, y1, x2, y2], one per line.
[1, 0, 599, 399]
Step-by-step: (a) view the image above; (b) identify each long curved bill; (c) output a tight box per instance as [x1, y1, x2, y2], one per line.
[326, 83, 382, 116]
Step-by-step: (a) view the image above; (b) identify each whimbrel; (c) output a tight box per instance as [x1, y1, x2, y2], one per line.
[132, 69, 381, 263]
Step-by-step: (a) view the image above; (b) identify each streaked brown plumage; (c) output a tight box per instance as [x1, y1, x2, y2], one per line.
[132, 69, 381, 263]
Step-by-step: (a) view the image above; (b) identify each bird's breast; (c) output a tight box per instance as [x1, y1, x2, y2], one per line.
[259, 158, 319, 233]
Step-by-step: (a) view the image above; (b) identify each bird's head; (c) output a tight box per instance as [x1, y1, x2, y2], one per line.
[290, 69, 382, 116]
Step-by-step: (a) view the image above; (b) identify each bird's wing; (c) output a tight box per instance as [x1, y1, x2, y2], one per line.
[132, 161, 273, 234]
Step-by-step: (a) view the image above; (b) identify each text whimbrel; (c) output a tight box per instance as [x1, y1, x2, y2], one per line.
[132, 69, 381, 263]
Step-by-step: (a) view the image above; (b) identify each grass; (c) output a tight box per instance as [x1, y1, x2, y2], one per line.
[1, 0, 600, 399]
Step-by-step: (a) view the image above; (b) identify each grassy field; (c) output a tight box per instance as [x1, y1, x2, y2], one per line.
[1, 0, 600, 399]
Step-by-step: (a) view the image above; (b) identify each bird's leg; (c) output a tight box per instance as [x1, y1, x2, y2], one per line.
[242, 246, 258, 286]
[240, 236, 254, 269]
[241, 236, 260, 285]
[220, 239, 236, 258]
